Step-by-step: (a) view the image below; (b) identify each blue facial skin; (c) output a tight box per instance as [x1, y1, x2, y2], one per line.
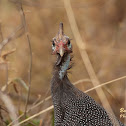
[59, 54, 70, 80]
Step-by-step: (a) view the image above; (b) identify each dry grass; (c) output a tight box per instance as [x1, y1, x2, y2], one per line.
[0, 0, 126, 125]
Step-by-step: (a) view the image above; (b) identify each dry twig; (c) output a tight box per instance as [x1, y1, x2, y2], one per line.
[63, 0, 120, 125]
[8, 75, 126, 126]
[0, 105, 7, 126]
[13, 105, 54, 126]
[0, 23, 3, 42]
[9, 0, 106, 8]
[10, 75, 126, 126]
[8, 78, 90, 126]
[0, 91, 19, 126]
[0, 23, 9, 92]
[18, 0, 32, 117]
[0, 25, 23, 56]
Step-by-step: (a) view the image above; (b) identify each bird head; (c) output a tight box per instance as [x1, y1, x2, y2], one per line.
[51, 23, 72, 58]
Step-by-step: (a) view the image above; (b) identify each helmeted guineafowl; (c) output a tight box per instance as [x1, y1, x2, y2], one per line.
[51, 22, 125, 126]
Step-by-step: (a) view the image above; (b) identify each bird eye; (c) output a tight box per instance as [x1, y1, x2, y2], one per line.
[67, 40, 70, 46]
[52, 41, 55, 47]
[52, 41, 56, 51]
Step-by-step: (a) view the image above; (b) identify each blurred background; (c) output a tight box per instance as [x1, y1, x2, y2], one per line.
[0, 0, 126, 125]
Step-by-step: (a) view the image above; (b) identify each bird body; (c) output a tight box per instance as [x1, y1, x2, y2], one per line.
[51, 23, 124, 126]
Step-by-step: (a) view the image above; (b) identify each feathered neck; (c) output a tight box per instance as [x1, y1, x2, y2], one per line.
[51, 53, 71, 94]
[57, 54, 70, 80]
[53, 53, 71, 79]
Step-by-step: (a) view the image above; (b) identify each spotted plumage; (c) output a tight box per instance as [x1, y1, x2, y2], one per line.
[51, 23, 125, 126]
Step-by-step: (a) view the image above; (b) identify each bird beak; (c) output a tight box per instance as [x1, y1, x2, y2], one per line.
[59, 47, 64, 57]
